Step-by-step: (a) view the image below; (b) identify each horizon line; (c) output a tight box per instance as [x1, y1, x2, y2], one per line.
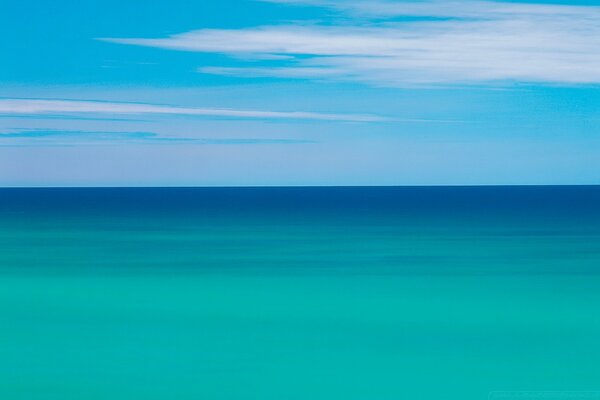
[1, 184, 599, 189]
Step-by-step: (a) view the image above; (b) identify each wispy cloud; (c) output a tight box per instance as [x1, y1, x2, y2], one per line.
[0, 129, 317, 146]
[0, 129, 153, 140]
[0, 98, 385, 122]
[101, 0, 600, 86]
[262, 0, 600, 19]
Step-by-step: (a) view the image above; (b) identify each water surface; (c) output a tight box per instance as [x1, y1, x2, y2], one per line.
[1, 187, 599, 399]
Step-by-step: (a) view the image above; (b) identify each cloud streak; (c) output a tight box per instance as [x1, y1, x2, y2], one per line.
[263, 0, 600, 19]
[0, 98, 385, 122]
[101, 0, 600, 86]
[0, 129, 317, 146]
[0, 129, 153, 140]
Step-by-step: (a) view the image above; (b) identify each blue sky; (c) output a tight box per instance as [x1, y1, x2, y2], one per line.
[1, 0, 600, 186]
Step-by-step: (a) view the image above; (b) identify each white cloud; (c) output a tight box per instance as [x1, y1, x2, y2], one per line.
[0, 99, 385, 122]
[262, 0, 600, 20]
[100, 0, 600, 86]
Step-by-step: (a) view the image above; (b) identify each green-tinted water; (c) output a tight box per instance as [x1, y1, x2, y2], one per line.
[1, 187, 599, 399]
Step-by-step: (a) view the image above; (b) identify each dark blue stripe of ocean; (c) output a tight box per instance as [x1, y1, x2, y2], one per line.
[1, 186, 599, 399]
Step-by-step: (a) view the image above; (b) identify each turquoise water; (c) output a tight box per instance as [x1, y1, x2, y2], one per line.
[1, 187, 599, 399]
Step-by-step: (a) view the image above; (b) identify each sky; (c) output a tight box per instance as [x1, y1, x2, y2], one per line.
[1, 0, 600, 186]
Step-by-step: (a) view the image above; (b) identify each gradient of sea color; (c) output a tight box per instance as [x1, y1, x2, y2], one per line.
[1, 187, 600, 400]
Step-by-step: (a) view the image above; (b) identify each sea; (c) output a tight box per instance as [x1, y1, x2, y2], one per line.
[1, 186, 599, 399]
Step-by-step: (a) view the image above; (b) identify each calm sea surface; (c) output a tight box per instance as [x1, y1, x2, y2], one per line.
[1, 187, 599, 399]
